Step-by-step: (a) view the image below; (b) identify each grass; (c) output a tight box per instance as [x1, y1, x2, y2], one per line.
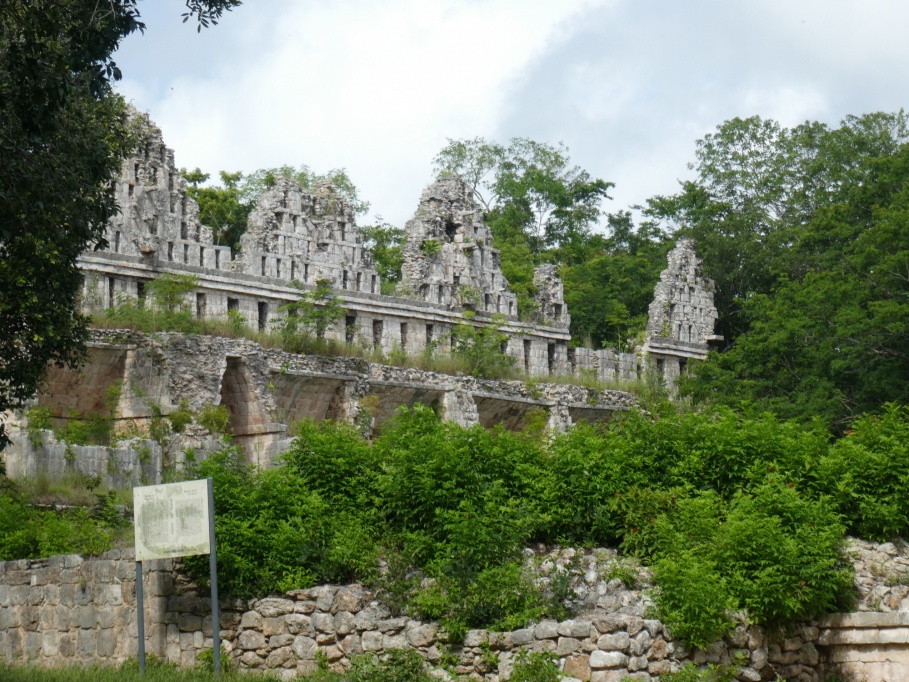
[0, 662, 258, 682]
[92, 303, 657, 393]
[92, 304, 529, 380]
[14, 471, 133, 509]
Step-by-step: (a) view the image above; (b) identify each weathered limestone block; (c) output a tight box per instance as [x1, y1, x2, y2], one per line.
[400, 177, 518, 318]
[532, 264, 570, 329]
[589, 650, 628, 669]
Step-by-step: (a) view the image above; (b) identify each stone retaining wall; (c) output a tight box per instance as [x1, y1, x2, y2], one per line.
[0, 549, 831, 681]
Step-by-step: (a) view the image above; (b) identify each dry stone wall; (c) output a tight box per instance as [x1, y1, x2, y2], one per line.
[5, 542, 907, 681]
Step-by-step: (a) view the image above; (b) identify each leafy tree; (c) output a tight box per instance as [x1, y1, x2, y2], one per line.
[680, 134, 909, 429]
[240, 165, 370, 215]
[435, 137, 613, 261]
[434, 137, 613, 320]
[0, 0, 240, 450]
[182, 168, 251, 251]
[360, 222, 407, 286]
[645, 112, 909, 348]
[274, 278, 347, 350]
[560, 212, 669, 349]
[449, 312, 515, 379]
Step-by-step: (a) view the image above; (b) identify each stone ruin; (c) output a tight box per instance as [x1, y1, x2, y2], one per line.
[1, 112, 722, 475]
[640, 238, 722, 385]
[233, 176, 381, 298]
[81, 113, 718, 384]
[399, 177, 520, 317]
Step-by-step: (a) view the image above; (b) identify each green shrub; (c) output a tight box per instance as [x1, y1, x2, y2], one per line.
[813, 403, 909, 540]
[714, 482, 854, 628]
[0, 482, 120, 561]
[412, 560, 555, 642]
[509, 650, 562, 682]
[347, 649, 429, 682]
[658, 662, 740, 682]
[197, 404, 230, 435]
[652, 551, 735, 649]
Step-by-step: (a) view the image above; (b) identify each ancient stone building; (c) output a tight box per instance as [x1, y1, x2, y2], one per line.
[77, 112, 717, 386]
[640, 238, 722, 385]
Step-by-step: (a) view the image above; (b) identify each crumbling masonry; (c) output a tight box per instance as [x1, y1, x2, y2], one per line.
[3, 113, 723, 472]
[78, 114, 718, 383]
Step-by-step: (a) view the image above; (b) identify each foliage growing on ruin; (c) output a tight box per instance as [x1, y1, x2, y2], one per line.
[360, 223, 407, 284]
[0, 478, 128, 561]
[241, 165, 370, 215]
[449, 312, 515, 379]
[10, 400, 909, 647]
[182, 168, 251, 252]
[275, 278, 348, 348]
[147, 274, 199, 315]
[0, 0, 241, 451]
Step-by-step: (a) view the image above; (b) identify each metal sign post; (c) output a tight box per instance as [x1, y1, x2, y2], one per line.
[207, 477, 221, 675]
[133, 478, 220, 676]
[136, 559, 145, 673]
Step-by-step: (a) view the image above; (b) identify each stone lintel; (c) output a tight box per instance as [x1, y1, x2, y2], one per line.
[470, 391, 553, 406]
[268, 368, 359, 383]
[820, 612, 909, 629]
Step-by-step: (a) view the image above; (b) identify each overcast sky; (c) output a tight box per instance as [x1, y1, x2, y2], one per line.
[114, 0, 909, 229]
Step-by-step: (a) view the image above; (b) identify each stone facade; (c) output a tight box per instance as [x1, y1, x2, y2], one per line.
[640, 238, 722, 386]
[3, 541, 907, 681]
[2, 329, 636, 475]
[233, 177, 380, 298]
[399, 177, 520, 320]
[78, 113, 715, 382]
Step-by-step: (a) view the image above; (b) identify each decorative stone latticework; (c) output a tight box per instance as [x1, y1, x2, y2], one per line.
[103, 111, 231, 286]
[232, 177, 381, 296]
[77, 112, 718, 383]
[640, 238, 722, 386]
[532, 264, 571, 328]
[79, 115, 576, 376]
[399, 177, 520, 318]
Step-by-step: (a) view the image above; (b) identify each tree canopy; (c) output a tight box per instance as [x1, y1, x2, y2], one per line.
[661, 112, 909, 429]
[0, 0, 240, 449]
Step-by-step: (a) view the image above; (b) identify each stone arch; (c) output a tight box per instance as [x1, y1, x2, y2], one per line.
[218, 356, 269, 439]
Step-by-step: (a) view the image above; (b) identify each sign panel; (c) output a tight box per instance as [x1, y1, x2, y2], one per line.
[134, 479, 211, 561]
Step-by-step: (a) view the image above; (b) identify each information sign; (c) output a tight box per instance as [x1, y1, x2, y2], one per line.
[134, 479, 211, 561]
[133, 478, 221, 676]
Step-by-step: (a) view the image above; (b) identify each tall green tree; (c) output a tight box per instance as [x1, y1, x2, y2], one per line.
[678, 114, 909, 429]
[645, 112, 909, 347]
[0, 0, 240, 449]
[182, 168, 251, 251]
[433, 137, 614, 320]
[360, 222, 406, 288]
[561, 212, 670, 349]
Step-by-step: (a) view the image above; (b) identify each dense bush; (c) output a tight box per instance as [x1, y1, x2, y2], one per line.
[15, 400, 909, 648]
[813, 404, 909, 540]
[0, 482, 126, 560]
[175, 402, 903, 647]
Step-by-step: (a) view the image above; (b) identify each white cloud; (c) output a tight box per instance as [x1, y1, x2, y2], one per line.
[115, 0, 909, 231]
[116, 0, 606, 225]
